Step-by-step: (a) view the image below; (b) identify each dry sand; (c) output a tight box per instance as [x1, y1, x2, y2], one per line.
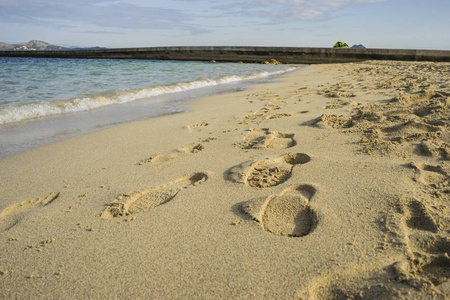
[0, 61, 449, 299]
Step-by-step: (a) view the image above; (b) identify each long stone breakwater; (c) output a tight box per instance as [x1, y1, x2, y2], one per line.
[1, 46, 449, 63]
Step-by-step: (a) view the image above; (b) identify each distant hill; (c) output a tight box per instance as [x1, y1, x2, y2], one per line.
[0, 40, 67, 51]
[69, 46, 108, 50]
[0, 42, 13, 50]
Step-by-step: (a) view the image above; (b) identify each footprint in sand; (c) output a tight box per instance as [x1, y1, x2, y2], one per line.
[323, 99, 354, 109]
[377, 196, 450, 295]
[298, 259, 450, 300]
[393, 90, 442, 104]
[394, 196, 450, 293]
[234, 128, 296, 150]
[299, 196, 449, 299]
[0, 192, 60, 231]
[375, 120, 444, 148]
[310, 114, 354, 129]
[408, 162, 449, 188]
[263, 101, 287, 111]
[319, 83, 356, 98]
[265, 113, 291, 120]
[408, 232, 450, 255]
[382, 120, 441, 136]
[241, 184, 317, 237]
[400, 197, 440, 233]
[417, 140, 450, 160]
[228, 153, 311, 188]
[265, 112, 304, 120]
[186, 121, 209, 132]
[138, 143, 204, 165]
[101, 172, 207, 219]
[406, 230, 450, 291]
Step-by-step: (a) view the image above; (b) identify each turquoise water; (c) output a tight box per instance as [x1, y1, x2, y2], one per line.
[0, 57, 299, 158]
[0, 57, 296, 125]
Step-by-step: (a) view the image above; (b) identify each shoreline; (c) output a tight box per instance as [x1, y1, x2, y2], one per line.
[0, 67, 298, 159]
[0, 62, 448, 299]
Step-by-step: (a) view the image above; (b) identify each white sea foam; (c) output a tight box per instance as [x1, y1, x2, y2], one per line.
[0, 68, 296, 125]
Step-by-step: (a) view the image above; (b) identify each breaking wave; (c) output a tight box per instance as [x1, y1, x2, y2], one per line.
[0, 67, 296, 125]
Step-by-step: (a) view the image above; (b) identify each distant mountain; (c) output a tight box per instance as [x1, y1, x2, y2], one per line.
[0, 40, 67, 51]
[69, 46, 108, 50]
[351, 44, 366, 49]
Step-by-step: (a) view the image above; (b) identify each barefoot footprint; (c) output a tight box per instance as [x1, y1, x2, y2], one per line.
[241, 184, 317, 237]
[228, 153, 311, 188]
[101, 172, 207, 219]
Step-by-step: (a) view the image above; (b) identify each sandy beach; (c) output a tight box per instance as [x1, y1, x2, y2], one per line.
[0, 61, 449, 299]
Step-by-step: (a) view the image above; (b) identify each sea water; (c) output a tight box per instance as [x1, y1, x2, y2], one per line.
[0, 57, 298, 158]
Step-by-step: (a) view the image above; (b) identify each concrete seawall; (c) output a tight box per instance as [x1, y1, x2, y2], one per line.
[1, 46, 449, 63]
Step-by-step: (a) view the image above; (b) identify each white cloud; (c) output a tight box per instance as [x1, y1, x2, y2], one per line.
[234, 0, 387, 21]
[0, 0, 388, 34]
[0, 0, 209, 34]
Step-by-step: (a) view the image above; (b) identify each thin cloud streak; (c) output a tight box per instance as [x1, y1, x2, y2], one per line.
[0, 0, 208, 34]
[218, 0, 387, 21]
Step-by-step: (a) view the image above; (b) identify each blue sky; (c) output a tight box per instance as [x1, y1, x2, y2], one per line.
[0, 0, 449, 50]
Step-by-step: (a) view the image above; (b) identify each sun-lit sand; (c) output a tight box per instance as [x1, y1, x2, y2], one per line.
[0, 61, 449, 299]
